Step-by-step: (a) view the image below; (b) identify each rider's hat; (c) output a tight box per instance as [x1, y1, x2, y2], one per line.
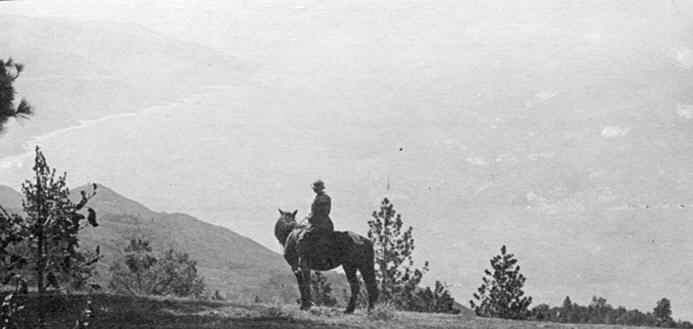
[311, 179, 325, 191]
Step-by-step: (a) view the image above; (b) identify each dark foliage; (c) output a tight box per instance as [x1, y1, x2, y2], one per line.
[0, 58, 32, 134]
[530, 295, 689, 328]
[407, 281, 460, 314]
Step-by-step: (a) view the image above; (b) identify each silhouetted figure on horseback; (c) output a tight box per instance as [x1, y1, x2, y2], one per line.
[274, 179, 377, 313]
[302, 180, 334, 255]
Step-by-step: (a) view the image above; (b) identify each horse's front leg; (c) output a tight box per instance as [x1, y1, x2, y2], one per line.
[297, 256, 312, 310]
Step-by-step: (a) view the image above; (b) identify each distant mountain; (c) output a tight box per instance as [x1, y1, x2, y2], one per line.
[0, 185, 23, 213]
[0, 184, 300, 302]
[80, 184, 306, 301]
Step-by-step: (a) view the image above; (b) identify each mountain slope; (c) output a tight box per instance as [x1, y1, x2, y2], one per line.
[0, 184, 299, 302]
[79, 184, 299, 301]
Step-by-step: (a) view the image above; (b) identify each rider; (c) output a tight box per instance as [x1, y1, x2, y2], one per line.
[306, 179, 334, 233]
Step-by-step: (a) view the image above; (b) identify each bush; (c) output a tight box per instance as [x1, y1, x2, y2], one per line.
[408, 281, 459, 314]
[367, 301, 397, 321]
[109, 239, 205, 298]
[152, 249, 205, 297]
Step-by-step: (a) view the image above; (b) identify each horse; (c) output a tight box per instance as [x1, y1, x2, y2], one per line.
[274, 208, 378, 313]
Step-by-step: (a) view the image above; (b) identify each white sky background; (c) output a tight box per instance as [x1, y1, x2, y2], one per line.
[3, 0, 693, 319]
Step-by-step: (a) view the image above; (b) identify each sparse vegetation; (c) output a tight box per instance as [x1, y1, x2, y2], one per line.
[409, 281, 459, 314]
[109, 238, 205, 298]
[310, 272, 337, 307]
[531, 295, 691, 328]
[367, 301, 397, 321]
[260, 298, 293, 320]
[110, 238, 157, 294]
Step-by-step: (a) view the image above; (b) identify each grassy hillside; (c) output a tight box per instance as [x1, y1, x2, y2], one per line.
[6, 293, 668, 329]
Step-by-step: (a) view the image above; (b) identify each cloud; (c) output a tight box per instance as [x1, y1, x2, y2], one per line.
[441, 139, 467, 151]
[466, 156, 488, 167]
[0, 152, 31, 169]
[675, 104, 693, 119]
[496, 154, 518, 163]
[601, 126, 629, 138]
[0, 111, 146, 169]
[535, 90, 559, 101]
[674, 48, 693, 69]
[584, 29, 602, 43]
[528, 153, 554, 161]
[0, 93, 204, 171]
[526, 191, 555, 212]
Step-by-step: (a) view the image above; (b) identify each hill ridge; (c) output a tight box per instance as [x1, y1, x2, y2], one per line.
[0, 183, 298, 302]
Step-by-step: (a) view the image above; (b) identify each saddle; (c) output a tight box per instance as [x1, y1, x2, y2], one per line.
[295, 228, 343, 269]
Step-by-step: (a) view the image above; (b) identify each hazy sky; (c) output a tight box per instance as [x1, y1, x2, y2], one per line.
[3, 0, 693, 319]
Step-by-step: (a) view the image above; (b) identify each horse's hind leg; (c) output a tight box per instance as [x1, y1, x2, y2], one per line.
[359, 246, 378, 311]
[344, 265, 359, 314]
[360, 262, 378, 311]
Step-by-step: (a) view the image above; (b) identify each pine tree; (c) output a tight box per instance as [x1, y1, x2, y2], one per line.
[20, 147, 99, 293]
[310, 272, 337, 307]
[560, 296, 573, 323]
[470, 245, 532, 320]
[0, 57, 34, 283]
[0, 58, 32, 133]
[653, 298, 673, 327]
[121, 238, 157, 293]
[367, 198, 428, 310]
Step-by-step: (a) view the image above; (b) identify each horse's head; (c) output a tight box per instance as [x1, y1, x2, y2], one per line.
[274, 208, 298, 246]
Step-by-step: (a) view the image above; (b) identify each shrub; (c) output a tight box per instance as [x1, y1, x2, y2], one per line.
[109, 239, 205, 298]
[367, 301, 396, 321]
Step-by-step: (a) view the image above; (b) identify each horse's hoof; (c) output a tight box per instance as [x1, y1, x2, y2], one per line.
[344, 308, 355, 314]
[300, 304, 312, 311]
